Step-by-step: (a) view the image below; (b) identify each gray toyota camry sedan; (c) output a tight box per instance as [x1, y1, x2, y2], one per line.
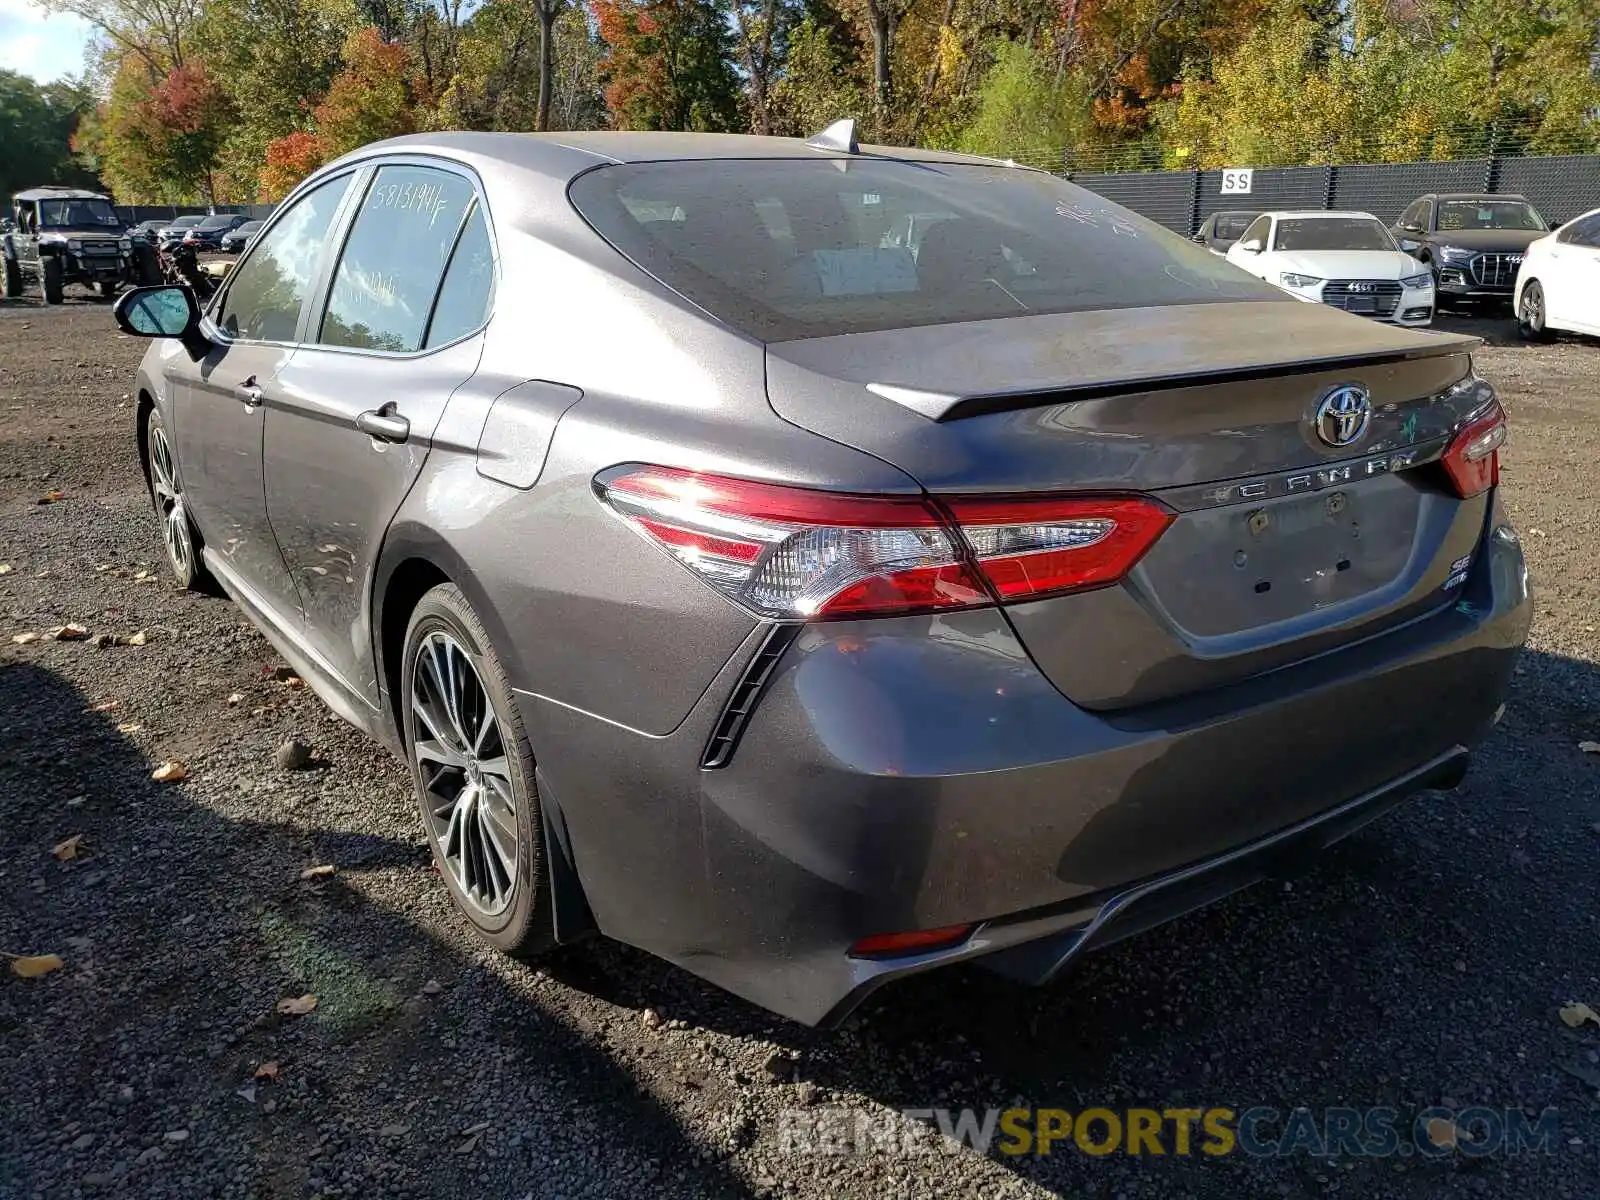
[114, 127, 1530, 1026]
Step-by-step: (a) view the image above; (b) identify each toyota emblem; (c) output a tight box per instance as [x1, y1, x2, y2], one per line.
[1315, 384, 1372, 448]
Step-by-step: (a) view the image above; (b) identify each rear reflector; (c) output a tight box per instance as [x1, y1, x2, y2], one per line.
[1440, 402, 1506, 499]
[597, 466, 1173, 620]
[849, 924, 975, 958]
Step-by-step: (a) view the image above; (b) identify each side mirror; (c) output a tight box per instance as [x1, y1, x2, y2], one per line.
[114, 285, 211, 362]
[1397, 238, 1420, 252]
[1238, 237, 1263, 253]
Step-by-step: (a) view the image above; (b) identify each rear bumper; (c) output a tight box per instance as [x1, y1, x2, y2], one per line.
[520, 507, 1530, 1026]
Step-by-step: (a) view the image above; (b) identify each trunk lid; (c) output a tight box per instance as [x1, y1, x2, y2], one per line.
[765, 301, 1491, 709]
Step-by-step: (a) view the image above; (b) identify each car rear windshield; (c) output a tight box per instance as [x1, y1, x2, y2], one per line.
[1437, 200, 1546, 232]
[1273, 217, 1395, 252]
[568, 159, 1283, 341]
[1215, 213, 1256, 238]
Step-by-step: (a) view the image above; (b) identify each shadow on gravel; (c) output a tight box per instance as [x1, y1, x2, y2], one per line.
[5, 643, 1597, 1199]
[0, 662, 757, 1198]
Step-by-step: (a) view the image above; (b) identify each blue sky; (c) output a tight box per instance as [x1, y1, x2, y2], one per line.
[0, 0, 92, 83]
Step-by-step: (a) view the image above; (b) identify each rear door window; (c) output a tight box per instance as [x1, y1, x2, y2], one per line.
[317, 164, 479, 353]
[568, 159, 1281, 342]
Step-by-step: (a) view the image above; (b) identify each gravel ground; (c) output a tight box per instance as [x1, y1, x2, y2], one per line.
[1, 293, 1597, 1200]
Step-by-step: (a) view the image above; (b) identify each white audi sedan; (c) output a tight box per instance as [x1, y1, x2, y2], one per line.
[1514, 206, 1600, 341]
[1226, 211, 1435, 326]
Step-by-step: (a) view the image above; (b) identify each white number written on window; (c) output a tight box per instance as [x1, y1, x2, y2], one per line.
[1221, 169, 1254, 195]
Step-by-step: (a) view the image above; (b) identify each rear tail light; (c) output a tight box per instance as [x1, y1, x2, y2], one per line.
[943, 495, 1174, 601]
[1440, 402, 1506, 498]
[596, 465, 1172, 620]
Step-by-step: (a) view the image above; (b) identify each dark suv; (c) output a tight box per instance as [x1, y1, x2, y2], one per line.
[181, 213, 250, 251]
[4, 187, 158, 303]
[1391, 194, 1548, 308]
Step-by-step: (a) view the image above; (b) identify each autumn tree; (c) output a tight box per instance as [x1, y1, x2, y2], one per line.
[315, 27, 417, 156]
[593, 0, 740, 130]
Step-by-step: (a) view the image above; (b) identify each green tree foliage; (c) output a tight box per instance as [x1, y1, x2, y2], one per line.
[50, 0, 1600, 204]
[959, 39, 1093, 161]
[0, 70, 99, 199]
[191, 0, 359, 197]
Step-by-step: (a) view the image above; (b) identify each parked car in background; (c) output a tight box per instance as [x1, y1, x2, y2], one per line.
[158, 215, 205, 250]
[182, 214, 250, 251]
[218, 219, 264, 254]
[111, 129, 1528, 1027]
[1514, 205, 1600, 341]
[1391, 194, 1548, 308]
[127, 219, 167, 247]
[1226, 210, 1434, 324]
[1193, 209, 1260, 255]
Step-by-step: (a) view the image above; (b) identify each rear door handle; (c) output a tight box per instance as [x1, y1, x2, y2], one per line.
[356, 406, 410, 444]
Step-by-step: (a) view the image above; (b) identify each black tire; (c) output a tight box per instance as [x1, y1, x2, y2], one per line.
[40, 256, 63, 305]
[133, 244, 161, 286]
[1517, 280, 1551, 342]
[2, 255, 20, 298]
[143, 406, 211, 591]
[98, 280, 118, 300]
[402, 583, 555, 958]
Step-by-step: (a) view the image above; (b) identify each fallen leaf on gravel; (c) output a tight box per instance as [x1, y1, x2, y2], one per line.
[8, 953, 65, 978]
[52, 835, 85, 861]
[298, 864, 335, 880]
[276, 993, 317, 1016]
[11, 632, 40, 645]
[0, 564, 10, 574]
[1580, 742, 1600, 755]
[1560, 1001, 1600, 1029]
[37, 490, 67, 505]
[49, 624, 90, 641]
[125, 630, 148, 646]
[150, 761, 188, 783]
[118, 722, 143, 734]
[253, 1061, 281, 1081]
[1425, 1117, 1464, 1149]
[90, 700, 119, 712]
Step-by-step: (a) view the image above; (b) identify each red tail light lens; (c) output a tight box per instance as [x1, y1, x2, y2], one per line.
[597, 466, 1172, 619]
[944, 495, 1174, 601]
[596, 466, 988, 619]
[1440, 402, 1506, 499]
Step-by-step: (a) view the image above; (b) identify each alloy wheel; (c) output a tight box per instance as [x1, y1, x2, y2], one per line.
[1519, 284, 1544, 335]
[409, 630, 520, 918]
[147, 421, 194, 580]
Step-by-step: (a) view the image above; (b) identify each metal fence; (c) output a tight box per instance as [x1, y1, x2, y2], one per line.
[114, 203, 277, 225]
[1070, 155, 1600, 236]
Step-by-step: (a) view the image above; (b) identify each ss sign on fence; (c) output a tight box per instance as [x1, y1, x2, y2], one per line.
[1221, 168, 1254, 195]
